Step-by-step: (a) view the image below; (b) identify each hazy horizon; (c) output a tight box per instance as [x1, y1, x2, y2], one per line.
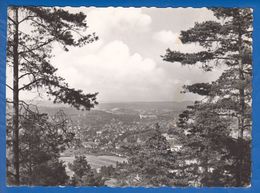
[26, 99, 194, 106]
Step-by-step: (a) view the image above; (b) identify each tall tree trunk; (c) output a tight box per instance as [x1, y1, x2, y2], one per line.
[203, 127, 210, 186]
[12, 7, 20, 185]
[236, 15, 245, 186]
[28, 133, 32, 186]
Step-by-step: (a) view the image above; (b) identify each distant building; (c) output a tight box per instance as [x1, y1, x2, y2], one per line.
[97, 131, 102, 135]
[139, 114, 157, 119]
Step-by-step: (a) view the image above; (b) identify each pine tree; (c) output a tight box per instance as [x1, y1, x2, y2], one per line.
[117, 127, 176, 187]
[68, 156, 105, 186]
[7, 6, 98, 185]
[162, 8, 252, 186]
[6, 105, 74, 185]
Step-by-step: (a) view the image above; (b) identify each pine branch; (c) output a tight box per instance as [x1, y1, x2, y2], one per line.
[19, 38, 55, 55]
[18, 15, 37, 24]
[18, 72, 33, 80]
[6, 84, 13, 91]
[18, 78, 43, 91]
[6, 99, 14, 103]
[8, 16, 16, 24]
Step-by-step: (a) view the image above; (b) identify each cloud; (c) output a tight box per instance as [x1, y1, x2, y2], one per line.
[52, 40, 180, 102]
[51, 38, 220, 102]
[13, 7, 222, 103]
[86, 8, 152, 38]
[153, 30, 179, 44]
[153, 30, 204, 53]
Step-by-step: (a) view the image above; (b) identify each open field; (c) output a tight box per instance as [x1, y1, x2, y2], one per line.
[60, 154, 127, 176]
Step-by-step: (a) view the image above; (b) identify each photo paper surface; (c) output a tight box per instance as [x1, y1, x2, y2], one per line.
[5, 6, 253, 187]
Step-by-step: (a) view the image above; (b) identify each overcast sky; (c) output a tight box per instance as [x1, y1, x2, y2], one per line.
[7, 7, 223, 103]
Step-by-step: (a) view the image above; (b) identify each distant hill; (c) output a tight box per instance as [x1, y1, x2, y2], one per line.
[29, 101, 193, 115]
[95, 101, 193, 113]
[7, 100, 193, 118]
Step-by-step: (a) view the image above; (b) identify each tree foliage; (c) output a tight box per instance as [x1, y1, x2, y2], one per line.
[68, 156, 105, 186]
[114, 127, 177, 187]
[6, 104, 73, 185]
[7, 6, 99, 184]
[7, 6, 99, 110]
[162, 8, 252, 186]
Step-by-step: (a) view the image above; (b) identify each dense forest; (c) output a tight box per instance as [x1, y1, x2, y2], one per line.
[6, 7, 252, 187]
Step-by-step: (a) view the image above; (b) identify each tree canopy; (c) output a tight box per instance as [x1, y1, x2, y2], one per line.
[7, 6, 99, 185]
[162, 8, 252, 187]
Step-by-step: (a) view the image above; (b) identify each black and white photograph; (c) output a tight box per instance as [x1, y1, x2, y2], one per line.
[6, 7, 252, 187]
